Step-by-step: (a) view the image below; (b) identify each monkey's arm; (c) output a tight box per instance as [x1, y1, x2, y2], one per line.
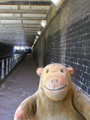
[14, 94, 37, 120]
[74, 92, 90, 120]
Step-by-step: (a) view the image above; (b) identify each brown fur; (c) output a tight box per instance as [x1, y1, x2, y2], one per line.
[14, 63, 90, 120]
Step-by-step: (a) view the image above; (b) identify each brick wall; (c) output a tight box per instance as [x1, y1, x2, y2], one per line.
[66, 14, 90, 95]
[33, 0, 90, 96]
[44, 30, 61, 66]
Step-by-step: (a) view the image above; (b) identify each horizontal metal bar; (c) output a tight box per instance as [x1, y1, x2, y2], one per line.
[0, 54, 13, 59]
[0, 10, 48, 14]
[0, 24, 41, 27]
[0, 1, 51, 5]
[0, 0, 51, 3]
[0, 17, 45, 20]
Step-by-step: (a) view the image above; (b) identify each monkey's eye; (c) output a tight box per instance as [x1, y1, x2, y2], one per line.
[46, 70, 49, 73]
[60, 69, 64, 73]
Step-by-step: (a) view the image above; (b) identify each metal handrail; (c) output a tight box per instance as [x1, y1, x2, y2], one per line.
[0, 53, 26, 80]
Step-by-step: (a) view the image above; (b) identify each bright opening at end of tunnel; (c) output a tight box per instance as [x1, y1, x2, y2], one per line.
[14, 46, 30, 50]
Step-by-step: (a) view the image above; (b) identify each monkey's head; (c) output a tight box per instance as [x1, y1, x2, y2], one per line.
[36, 63, 74, 101]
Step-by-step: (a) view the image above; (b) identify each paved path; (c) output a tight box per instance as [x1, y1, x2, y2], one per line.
[0, 54, 39, 120]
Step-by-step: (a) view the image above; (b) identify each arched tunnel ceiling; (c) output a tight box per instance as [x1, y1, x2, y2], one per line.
[0, 0, 51, 46]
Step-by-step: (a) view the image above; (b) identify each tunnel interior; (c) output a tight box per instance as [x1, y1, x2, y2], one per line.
[0, 0, 90, 97]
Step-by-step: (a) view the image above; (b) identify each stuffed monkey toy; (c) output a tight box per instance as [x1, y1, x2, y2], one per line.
[14, 63, 90, 120]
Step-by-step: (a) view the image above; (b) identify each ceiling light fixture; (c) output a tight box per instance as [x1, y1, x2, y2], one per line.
[32, 45, 34, 48]
[50, 0, 61, 6]
[36, 36, 39, 39]
[41, 20, 46, 27]
[34, 39, 37, 44]
[38, 31, 41, 35]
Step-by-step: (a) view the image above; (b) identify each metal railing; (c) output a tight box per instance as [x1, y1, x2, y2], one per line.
[0, 54, 26, 80]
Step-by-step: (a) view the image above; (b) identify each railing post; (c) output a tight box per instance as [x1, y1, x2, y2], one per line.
[6, 58, 8, 75]
[12, 56, 14, 69]
[1, 59, 4, 79]
[16, 55, 17, 64]
[17, 56, 18, 63]
[9, 57, 11, 72]
[13, 56, 15, 67]
[0, 54, 24, 79]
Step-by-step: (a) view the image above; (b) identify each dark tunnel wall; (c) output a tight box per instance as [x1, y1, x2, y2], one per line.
[0, 43, 14, 59]
[33, 0, 90, 96]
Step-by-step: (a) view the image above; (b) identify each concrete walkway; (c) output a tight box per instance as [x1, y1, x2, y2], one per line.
[0, 54, 39, 120]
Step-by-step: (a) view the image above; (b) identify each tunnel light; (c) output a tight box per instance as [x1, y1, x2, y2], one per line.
[41, 20, 46, 27]
[37, 31, 41, 35]
[32, 45, 34, 48]
[34, 39, 37, 44]
[35, 39, 37, 42]
[50, 0, 61, 6]
[36, 36, 39, 39]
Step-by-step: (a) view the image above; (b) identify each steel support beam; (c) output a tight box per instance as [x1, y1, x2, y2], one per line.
[0, 10, 48, 14]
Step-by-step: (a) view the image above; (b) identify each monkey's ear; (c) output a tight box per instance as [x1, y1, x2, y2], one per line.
[67, 67, 74, 76]
[36, 68, 43, 76]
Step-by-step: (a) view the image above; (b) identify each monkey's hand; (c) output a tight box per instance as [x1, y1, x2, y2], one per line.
[14, 108, 26, 120]
[74, 92, 90, 120]
[14, 96, 36, 120]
